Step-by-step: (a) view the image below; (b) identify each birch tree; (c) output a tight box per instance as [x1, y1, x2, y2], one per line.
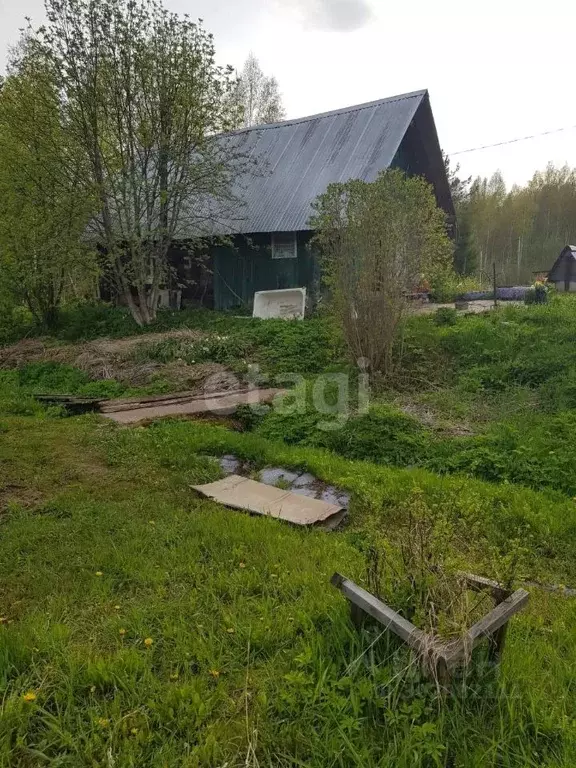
[33, 0, 243, 325]
[232, 53, 285, 128]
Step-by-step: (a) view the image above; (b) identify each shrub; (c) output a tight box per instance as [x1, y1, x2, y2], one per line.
[138, 334, 246, 367]
[434, 307, 458, 326]
[428, 273, 481, 303]
[16, 361, 90, 393]
[311, 169, 453, 379]
[0, 361, 129, 401]
[426, 413, 576, 497]
[134, 318, 344, 376]
[317, 406, 431, 466]
[256, 400, 431, 466]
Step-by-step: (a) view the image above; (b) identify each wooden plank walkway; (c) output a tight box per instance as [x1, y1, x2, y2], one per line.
[100, 388, 286, 425]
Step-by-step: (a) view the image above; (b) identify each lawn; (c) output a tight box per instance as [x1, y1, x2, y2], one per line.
[2, 299, 576, 766]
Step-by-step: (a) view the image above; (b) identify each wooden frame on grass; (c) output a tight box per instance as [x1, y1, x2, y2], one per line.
[331, 572, 529, 686]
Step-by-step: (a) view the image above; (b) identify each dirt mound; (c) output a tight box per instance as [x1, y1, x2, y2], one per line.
[0, 329, 238, 392]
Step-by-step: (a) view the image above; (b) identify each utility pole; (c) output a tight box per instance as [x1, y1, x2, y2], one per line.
[493, 262, 498, 308]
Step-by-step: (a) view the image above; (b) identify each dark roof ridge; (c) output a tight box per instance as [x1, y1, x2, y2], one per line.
[224, 89, 428, 137]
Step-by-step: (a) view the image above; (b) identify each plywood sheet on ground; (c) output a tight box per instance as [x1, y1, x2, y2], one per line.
[101, 388, 285, 425]
[192, 475, 346, 528]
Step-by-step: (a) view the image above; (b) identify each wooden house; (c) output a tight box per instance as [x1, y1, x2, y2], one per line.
[548, 246, 576, 292]
[174, 89, 455, 310]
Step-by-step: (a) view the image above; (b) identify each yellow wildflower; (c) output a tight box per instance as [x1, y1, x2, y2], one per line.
[114, 605, 120, 611]
[226, 627, 235, 634]
[23, 691, 37, 703]
[144, 637, 153, 648]
[95, 571, 103, 577]
[239, 562, 246, 569]
[97, 718, 110, 728]
[131, 727, 139, 735]
[170, 672, 179, 681]
[119, 628, 126, 637]
[209, 669, 220, 678]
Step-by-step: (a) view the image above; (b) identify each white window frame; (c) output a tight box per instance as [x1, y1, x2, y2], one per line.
[271, 232, 297, 260]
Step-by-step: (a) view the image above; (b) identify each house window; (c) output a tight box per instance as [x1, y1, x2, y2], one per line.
[271, 232, 297, 259]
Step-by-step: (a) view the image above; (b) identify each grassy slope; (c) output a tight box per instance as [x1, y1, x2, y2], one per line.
[1, 412, 576, 766]
[3, 299, 576, 765]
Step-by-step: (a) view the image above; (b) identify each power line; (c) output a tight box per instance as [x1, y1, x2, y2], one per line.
[449, 124, 576, 156]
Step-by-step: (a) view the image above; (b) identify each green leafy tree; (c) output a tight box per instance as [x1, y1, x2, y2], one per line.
[443, 151, 471, 208]
[311, 169, 453, 380]
[31, 0, 243, 325]
[0, 52, 96, 329]
[453, 209, 478, 276]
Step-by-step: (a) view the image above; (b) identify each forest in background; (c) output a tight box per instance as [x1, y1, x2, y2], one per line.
[450, 159, 576, 286]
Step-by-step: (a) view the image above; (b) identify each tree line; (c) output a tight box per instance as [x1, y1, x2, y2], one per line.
[449, 158, 576, 286]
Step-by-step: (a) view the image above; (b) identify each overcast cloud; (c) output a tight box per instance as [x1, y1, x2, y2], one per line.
[289, 0, 373, 30]
[1, 0, 575, 185]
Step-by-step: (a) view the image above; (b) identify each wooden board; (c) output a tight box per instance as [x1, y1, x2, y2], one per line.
[99, 388, 247, 412]
[101, 388, 286, 425]
[331, 573, 530, 675]
[331, 573, 429, 649]
[193, 475, 347, 528]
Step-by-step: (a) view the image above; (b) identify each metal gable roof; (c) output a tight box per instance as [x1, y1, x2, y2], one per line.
[207, 89, 427, 235]
[547, 245, 576, 280]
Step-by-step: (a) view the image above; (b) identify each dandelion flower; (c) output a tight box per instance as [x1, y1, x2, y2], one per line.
[95, 571, 103, 577]
[144, 637, 153, 648]
[226, 627, 235, 634]
[170, 672, 179, 681]
[119, 628, 126, 637]
[23, 691, 37, 703]
[209, 669, 220, 678]
[97, 718, 110, 728]
[131, 727, 139, 735]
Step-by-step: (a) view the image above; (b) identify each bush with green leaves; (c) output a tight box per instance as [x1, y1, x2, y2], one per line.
[426, 412, 576, 497]
[434, 307, 458, 326]
[428, 272, 481, 303]
[256, 400, 432, 466]
[311, 168, 453, 379]
[135, 317, 344, 376]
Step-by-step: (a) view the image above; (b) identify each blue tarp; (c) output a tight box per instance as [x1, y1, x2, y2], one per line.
[460, 287, 528, 301]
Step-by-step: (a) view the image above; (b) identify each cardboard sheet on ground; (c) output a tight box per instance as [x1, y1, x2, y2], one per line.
[192, 475, 346, 529]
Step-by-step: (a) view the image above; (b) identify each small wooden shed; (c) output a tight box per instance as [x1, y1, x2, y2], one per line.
[548, 245, 576, 292]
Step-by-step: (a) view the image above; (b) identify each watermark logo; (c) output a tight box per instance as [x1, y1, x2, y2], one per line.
[202, 358, 370, 427]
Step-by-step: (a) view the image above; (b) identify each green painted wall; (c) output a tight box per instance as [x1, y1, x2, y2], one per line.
[213, 232, 317, 311]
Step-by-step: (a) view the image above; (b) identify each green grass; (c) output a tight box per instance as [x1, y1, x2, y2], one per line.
[3, 296, 576, 765]
[1, 412, 576, 765]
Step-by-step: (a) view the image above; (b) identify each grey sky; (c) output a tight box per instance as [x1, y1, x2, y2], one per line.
[1, 0, 574, 186]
